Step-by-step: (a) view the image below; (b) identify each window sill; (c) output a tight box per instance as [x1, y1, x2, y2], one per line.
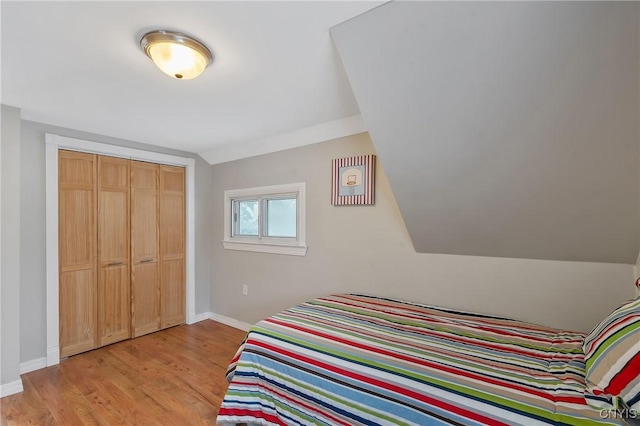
[222, 240, 308, 256]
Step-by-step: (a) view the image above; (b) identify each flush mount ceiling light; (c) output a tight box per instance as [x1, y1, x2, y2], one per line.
[140, 30, 213, 80]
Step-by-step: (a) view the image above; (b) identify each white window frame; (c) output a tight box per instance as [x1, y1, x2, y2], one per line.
[223, 183, 307, 256]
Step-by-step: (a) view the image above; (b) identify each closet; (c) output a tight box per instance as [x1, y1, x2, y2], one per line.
[59, 150, 185, 358]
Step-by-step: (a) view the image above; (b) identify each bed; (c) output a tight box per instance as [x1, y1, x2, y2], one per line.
[216, 294, 639, 425]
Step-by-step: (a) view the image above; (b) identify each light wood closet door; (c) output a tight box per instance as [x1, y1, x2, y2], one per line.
[97, 156, 131, 346]
[159, 165, 186, 329]
[131, 161, 160, 337]
[59, 150, 98, 358]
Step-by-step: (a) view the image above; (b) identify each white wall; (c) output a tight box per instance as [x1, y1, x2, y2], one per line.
[211, 133, 636, 333]
[1, 105, 22, 395]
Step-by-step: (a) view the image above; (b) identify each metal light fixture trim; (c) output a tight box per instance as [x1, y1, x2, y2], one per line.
[140, 30, 213, 80]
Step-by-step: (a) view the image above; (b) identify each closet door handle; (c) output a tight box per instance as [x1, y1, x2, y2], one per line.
[140, 258, 155, 263]
[107, 262, 123, 267]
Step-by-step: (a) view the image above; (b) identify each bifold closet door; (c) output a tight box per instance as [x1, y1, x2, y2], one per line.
[59, 150, 98, 358]
[97, 156, 131, 346]
[159, 165, 186, 329]
[131, 161, 160, 337]
[60, 153, 186, 357]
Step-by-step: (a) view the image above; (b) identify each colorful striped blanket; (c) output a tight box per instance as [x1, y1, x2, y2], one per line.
[217, 294, 623, 425]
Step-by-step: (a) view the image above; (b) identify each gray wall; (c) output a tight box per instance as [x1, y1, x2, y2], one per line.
[18, 119, 212, 363]
[211, 132, 636, 333]
[1, 105, 21, 387]
[331, 1, 640, 264]
[194, 153, 214, 315]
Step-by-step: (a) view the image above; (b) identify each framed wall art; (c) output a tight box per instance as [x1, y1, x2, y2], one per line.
[331, 154, 376, 206]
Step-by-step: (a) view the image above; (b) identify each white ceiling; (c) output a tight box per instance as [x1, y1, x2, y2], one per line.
[1, 1, 381, 158]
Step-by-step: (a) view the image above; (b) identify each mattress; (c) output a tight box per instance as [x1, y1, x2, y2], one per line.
[217, 294, 623, 425]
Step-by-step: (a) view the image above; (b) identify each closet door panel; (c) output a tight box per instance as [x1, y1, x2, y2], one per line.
[132, 263, 160, 336]
[60, 190, 94, 268]
[131, 161, 160, 337]
[160, 259, 185, 328]
[131, 162, 157, 189]
[132, 193, 158, 261]
[59, 152, 94, 185]
[99, 191, 128, 260]
[98, 264, 130, 345]
[59, 151, 97, 358]
[160, 166, 184, 192]
[60, 269, 97, 357]
[160, 194, 184, 256]
[159, 166, 185, 329]
[97, 156, 130, 347]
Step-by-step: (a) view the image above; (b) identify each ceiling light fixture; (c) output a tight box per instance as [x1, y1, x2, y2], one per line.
[140, 30, 213, 80]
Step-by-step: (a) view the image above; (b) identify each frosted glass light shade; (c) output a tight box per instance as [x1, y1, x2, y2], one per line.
[140, 31, 213, 80]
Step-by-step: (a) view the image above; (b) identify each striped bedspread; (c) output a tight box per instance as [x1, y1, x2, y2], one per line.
[217, 294, 622, 425]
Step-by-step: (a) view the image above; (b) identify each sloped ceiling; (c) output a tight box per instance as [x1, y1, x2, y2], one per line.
[332, 1, 640, 264]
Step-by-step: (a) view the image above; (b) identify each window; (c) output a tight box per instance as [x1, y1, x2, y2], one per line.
[223, 183, 307, 256]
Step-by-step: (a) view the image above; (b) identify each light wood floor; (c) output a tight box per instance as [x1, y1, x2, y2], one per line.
[0, 320, 247, 425]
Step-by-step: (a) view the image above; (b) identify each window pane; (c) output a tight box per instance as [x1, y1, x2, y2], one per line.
[236, 200, 259, 236]
[265, 198, 296, 238]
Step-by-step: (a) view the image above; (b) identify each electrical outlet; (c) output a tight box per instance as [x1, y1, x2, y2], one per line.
[242, 284, 248, 296]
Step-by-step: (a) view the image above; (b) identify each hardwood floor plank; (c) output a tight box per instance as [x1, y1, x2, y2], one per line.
[28, 369, 87, 425]
[0, 321, 247, 425]
[139, 377, 215, 424]
[1, 375, 55, 426]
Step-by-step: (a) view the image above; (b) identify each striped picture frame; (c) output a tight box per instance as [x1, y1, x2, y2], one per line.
[331, 155, 376, 205]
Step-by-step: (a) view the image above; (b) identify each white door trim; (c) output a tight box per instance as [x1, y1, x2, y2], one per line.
[45, 133, 196, 366]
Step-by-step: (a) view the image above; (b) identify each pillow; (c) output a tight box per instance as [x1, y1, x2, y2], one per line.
[583, 296, 640, 410]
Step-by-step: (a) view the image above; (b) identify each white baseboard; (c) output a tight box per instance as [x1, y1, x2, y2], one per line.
[20, 357, 47, 374]
[193, 312, 211, 323]
[202, 312, 253, 332]
[46, 347, 60, 367]
[0, 379, 24, 397]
